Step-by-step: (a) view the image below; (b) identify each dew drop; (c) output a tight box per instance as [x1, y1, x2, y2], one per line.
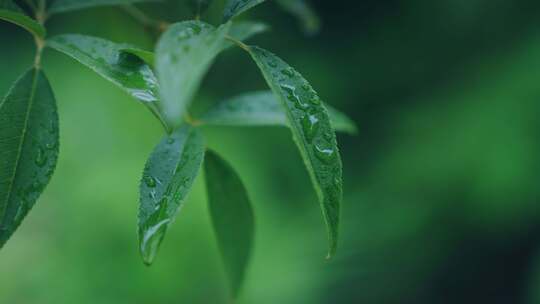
[167, 138, 175, 144]
[302, 114, 320, 142]
[280, 84, 308, 110]
[145, 176, 157, 188]
[281, 67, 295, 78]
[309, 95, 321, 105]
[35, 148, 47, 167]
[314, 145, 335, 164]
[268, 60, 277, 68]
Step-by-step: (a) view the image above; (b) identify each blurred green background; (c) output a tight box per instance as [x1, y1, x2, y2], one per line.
[2, 0, 540, 303]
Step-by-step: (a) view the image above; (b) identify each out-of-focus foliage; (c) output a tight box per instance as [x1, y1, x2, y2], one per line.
[1, 0, 540, 303]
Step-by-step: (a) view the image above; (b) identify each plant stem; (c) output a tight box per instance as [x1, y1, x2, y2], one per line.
[33, 0, 47, 68]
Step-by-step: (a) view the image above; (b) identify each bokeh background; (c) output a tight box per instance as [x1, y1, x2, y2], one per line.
[2, 0, 540, 303]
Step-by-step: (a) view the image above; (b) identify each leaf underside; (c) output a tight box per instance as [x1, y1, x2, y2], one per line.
[0, 68, 59, 248]
[138, 125, 205, 265]
[244, 45, 343, 258]
[204, 150, 254, 298]
[156, 20, 230, 129]
[201, 91, 357, 134]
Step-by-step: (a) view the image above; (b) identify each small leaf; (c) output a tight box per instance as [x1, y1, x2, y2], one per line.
[0, 68, 59, 248]
[156, 21, 230, 129]
[138, 125, 205, 265]
[243, 45, 342, 258]
[204, 150, 254, 298]
[223, 20, 268, 50]
[48, 0, 162, 15]
[276, 0, 320, 35]
[201, 91, 357, 134]
[223, 0, 266, 22]
[46, 34, 168, 130]
[119, 47, 155, 67]
[0, 8, 46, 38]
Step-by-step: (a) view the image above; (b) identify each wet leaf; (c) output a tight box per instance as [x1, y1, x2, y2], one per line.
[276, 0, 320, 35]
[201, 91, 357, 134]
[223, 0, 266, 22]
[204, 150, 254, 298]
[46, 34, 168, 130]
[244, 45, 343, 258]
[48, 0, 161, 15]
[156, 21, 230, 130]
[0, 8, 45, 38]
[0, 68, 59, 248]
[119, 46, 155, 67]
[138, 125, 205, 265]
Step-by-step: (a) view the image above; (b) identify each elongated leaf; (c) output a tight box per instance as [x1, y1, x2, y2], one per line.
[48, 0, 161, 14]
[138, 125, 205, 265]
[46, 34, 168, 130]
[276, 0, 320, 35]
[223, 0, 266, 22]
[156, 21, 230, 129]
[204, 150, 254, 298]
[119, 47, 155, 67]
[243, 45, 342, 257]
[0, 68, 59, 248]
[201, 91, 357, 134]
[0, 9, 45, 38]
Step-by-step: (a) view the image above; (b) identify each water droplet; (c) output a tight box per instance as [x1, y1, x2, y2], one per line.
[45, 142, 55, 150]
[140, 218, 170, 266]
[167, 138, 175, 144]
[314, 145, 335, 164]
[145, 176, 157, 188]
[301, 83, 310, 91]
[280, 84, 308, 110]
[309, 95, 321, 105]
[268, 60, 277, 68]
[302, 114, 320, 142]
[35, 148, 47, 167]
[281, 67, 294, 78]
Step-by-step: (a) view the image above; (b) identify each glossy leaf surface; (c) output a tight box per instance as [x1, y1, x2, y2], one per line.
[223, 0, 266, 22]
[138, 125, 205, 265]
[201, 91, 357, 134]
[245, 45, 343, 257]
[204, 150, 254, 298]
[0, 8, 45, 38]
[0, 68, 59, 248]
[156, 21, 229, 129]
[119, 47, 155, 67]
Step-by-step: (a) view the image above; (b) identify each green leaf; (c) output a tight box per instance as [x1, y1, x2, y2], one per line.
[223, 0, 266, 22]
[0, 9, 46, 38]
[204, 150, 254, 298]
[201, 91, 357, 134]
[48, 0, 161, 15]
[0, 0, 23, 12]
[224, 20, 268, 49]
[138, 125, 205, 265]
[187, 0, 213, 16]
[243, 45, 342, 258]
[156, 21, 230, 130]
[276, 0, 320, 35]
[0, 68, 59, 248]
[46, 34, 168, 130]
[119, 47, 155, 67]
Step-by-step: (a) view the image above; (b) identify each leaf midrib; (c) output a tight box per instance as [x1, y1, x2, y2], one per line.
[1, 69, 39, 223]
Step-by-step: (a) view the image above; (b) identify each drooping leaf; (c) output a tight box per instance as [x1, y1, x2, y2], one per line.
[204, 150, 254, 298]
[156, 21, 230, 129]
[276, 0, 320, 35]
[223, 0, 266, 22]
[0, 68, 59, 248]
[0, 8, 45, 38]
[48, 0, 161, 15]
[242, 45, 342, 258]
[138, 125, 205, 265]
[119, 47, 155, 67]
[201, 91, 357, 134]
[187, 0, 213, 16]
[46, 34, 168, 130]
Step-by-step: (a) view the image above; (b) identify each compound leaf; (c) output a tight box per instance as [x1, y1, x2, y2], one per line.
[0, 8, 45, 38]
[48, 0, 161, 15]
[156, 21, 230, 130]
[201, 91, 357, 134]
[0, 68, 59, 248]
[223, 0, 266, 22]
[138, 125, 205, 265]
[243, 45, 343, 258]
[204, 150, 254, 298]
